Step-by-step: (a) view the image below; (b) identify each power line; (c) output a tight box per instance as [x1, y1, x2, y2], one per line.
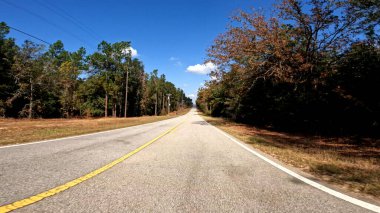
[1, 0, 95, 49]
[4, 25, 76, 61]
[5, 25, 52, 45]
[35, 0, 101, 41]
[47, 1, 101, 40]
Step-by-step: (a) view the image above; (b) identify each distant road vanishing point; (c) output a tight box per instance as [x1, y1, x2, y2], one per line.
[0, 109, 379, 212]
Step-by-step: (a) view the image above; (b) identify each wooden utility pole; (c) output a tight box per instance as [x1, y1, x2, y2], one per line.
[154, 93, 158, 116]
[162, 93, 165, 113]
[153, 76, 158, 116]
[124, 65, 129, 118]
[104, 71, 108, 117]
[181, 93, 184, 109]
[167, 93, 171, 114]
[29, 76, 33, 119]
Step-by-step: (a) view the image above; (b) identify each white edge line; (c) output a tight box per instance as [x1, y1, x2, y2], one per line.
[0, 115, 187, 150]
[202, 117, 380, 213]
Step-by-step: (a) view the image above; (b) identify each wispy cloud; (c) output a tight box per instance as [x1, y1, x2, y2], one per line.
[186, 62, 217, 75]
[187, 94, 196, 98]
[169, 56, 182, 66]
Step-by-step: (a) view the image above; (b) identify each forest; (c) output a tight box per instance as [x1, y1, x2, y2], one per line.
[0, 22, 192, 118]
[197, 0, 380, 136]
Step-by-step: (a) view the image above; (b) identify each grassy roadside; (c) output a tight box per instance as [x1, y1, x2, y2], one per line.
[201, 114, 380, 200]
[0, 108, 190, 146]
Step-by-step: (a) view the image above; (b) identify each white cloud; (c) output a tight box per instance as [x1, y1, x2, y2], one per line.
[186, 62, 217, 75]
[187, 94, 196, 98]
[169, 57, 178, 61]
[124, 47, 138, 57]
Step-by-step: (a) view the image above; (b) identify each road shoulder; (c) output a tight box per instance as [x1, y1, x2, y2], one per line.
[201, 114, 380, 210]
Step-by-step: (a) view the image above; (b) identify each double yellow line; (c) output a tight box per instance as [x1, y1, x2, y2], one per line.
[0, 119, 185, 213]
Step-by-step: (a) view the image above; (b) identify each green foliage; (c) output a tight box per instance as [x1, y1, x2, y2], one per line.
[198, 0, 380, 136]
[142, 70, 189, 115]
[0, 22, 18, 116]
[0, 22, 192, 118]
[348, 0, 380, 38]
[10, 40, 45, 118]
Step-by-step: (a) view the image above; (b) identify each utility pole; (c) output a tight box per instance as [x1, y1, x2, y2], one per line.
[155, 93, 158, 116]
[29, 76, 33, 119]
[162, 93, 165, 113]
[124, 50, 132, 118]
[167, 93, 171, 114]
[103, 57, 109, 118]
[105, 70, 108, 118]
[181, 93, 184, 109]
[124, 65, 129, 118]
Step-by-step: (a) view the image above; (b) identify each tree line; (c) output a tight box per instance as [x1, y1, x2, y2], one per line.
[0, 22, 192, 118]
[197, 0, 379, 136]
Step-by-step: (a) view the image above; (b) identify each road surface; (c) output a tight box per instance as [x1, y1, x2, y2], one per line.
[0, 109, 378, 212]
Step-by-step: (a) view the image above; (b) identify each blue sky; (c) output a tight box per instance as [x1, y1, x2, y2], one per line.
[1, 0, 275, 101]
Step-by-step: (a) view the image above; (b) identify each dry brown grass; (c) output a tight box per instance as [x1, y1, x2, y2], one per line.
[202, 115, 380, 200]
[0, 108, 190, 146]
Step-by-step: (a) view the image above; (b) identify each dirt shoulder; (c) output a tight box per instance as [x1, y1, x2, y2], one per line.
[0, 108, 191, 146]
[201, 114, 380, 202]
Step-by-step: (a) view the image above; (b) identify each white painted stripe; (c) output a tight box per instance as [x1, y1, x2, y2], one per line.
[0, 115, 185, 150]
[202, 117, 380, 213]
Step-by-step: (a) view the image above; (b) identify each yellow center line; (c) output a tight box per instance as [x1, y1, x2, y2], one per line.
[0, 119, 186, 213]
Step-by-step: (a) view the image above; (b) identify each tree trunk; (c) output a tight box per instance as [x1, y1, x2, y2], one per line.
[124, 68, 128, 117]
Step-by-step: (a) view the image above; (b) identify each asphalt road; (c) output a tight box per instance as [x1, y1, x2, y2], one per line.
[0, 109, 378, 212]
